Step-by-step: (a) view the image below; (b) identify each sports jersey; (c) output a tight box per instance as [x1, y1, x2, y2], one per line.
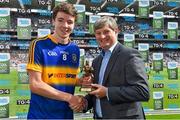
[27, 34, 80, 119]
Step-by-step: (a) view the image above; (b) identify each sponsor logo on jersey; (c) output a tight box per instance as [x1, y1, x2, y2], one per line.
[48, 73, 76, 79]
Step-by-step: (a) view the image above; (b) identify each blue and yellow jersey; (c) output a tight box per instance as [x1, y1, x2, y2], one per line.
[27, 34, 80, 119]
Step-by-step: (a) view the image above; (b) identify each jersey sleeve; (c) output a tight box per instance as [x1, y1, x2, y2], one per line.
[27, 40, 43, 72]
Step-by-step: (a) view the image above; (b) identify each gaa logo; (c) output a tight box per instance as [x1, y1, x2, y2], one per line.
[48, 51, 57, 56]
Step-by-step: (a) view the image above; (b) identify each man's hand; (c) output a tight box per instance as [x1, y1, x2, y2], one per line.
[89, 84, 107, 98]
[68, 95, 87, 112]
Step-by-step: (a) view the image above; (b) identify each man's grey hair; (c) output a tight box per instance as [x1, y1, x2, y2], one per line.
[94, 16, 118, 32]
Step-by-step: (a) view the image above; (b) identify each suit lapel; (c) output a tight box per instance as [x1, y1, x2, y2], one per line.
[103, 43, 122, 85]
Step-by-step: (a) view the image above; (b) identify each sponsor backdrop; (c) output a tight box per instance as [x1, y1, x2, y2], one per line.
[0, 0, 180, 118]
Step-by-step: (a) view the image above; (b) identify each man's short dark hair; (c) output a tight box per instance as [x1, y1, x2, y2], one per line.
[52, 2, 77, 20]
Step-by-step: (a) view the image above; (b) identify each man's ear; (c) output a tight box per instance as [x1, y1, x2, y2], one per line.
[114, 28, 120, 34]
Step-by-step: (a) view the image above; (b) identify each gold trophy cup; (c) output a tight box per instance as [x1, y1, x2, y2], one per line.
[80, 61, 94, 92]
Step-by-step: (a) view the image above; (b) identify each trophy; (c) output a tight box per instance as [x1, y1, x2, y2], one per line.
[80, 60, 94, 92]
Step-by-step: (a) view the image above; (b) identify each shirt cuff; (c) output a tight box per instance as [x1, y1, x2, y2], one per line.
[106, 88, 109, 100]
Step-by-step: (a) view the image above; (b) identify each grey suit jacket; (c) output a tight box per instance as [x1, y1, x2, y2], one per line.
[85, 42, 150, 119]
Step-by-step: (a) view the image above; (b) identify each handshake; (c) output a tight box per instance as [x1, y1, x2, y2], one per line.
[67, 94, 87, 112]
[67, 63, 94, 112]
[66, 77, 108, 112]
[67, 74, 92, 112]
[66, 61, 108, 112]
[67, 81, 108, 112]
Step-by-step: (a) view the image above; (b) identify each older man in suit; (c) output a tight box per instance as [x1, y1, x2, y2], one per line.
[71, 16, 150, 119]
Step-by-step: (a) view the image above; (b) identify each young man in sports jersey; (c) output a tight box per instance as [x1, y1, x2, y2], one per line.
[27, 2, 85, 119]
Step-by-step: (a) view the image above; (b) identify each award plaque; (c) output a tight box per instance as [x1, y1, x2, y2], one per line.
[80, 61, 94, 92]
